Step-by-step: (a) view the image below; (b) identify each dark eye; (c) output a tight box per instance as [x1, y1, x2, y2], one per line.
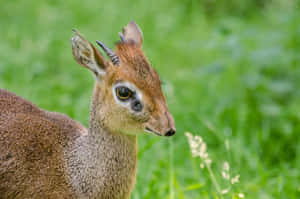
[116, 86, 132, 100]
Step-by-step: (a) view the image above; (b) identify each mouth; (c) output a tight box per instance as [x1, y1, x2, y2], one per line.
[145, 127, 162, 136]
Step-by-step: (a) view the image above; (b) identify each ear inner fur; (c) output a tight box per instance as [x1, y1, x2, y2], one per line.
[71, 29, 109, 78]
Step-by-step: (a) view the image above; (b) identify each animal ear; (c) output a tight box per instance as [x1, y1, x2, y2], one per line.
[71, 29, 109, 79]
[120, 21, 143, 47]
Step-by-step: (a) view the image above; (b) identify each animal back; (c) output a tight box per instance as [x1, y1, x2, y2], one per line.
[0, 89, 86, 198]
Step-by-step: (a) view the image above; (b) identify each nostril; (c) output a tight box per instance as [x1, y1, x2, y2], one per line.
[165, 129, 176, 136]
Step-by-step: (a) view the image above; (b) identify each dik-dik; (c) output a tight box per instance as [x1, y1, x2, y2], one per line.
[0, 21, 175, 199]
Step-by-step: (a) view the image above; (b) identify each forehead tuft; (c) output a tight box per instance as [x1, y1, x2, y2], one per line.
[114, 43, 161, 89]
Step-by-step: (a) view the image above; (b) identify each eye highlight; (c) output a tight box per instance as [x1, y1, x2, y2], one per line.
[116, 86, 132, 100]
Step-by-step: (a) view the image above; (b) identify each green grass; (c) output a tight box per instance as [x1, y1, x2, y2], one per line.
[1, 0, 300, 198]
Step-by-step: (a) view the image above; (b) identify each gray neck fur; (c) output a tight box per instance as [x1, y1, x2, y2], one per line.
[65, 84, 137, 199]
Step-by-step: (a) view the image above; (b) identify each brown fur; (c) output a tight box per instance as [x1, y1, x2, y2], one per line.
[111, 43, 175, 134]
[0, 21, 175, 199]
[0, 89, 85, 198]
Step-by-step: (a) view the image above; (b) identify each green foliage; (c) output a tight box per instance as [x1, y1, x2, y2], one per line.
[0, 0, 300, 198]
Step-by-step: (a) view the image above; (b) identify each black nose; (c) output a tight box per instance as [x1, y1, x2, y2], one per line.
[165, 129, 176, 136]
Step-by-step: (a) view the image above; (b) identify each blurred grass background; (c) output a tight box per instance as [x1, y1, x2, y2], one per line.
[1, 0, 300, 198]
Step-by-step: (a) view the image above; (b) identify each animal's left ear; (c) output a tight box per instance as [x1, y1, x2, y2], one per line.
[119, 21, 143, 47]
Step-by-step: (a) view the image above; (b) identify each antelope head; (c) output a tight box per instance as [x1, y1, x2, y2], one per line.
[71, 21, 175, 137]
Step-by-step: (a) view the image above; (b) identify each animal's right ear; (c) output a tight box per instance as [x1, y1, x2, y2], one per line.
[71, 29, 109, 79]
